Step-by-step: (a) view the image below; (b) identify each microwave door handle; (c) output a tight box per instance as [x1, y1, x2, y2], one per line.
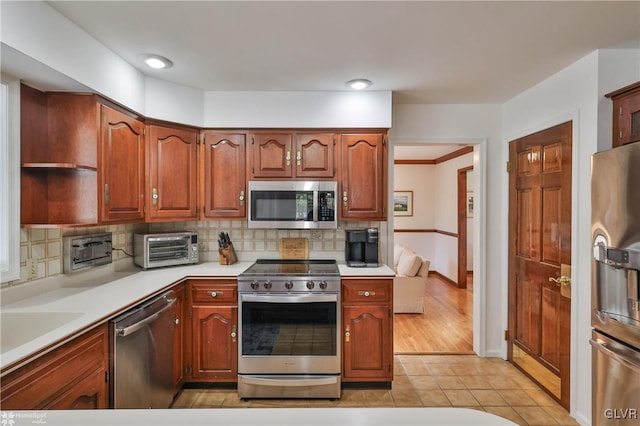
[313, 190, 319, 222]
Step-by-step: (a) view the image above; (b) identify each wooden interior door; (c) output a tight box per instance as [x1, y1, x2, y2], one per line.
[507, 121, 572, 410]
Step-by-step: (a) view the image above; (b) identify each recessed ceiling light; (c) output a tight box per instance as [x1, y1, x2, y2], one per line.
[346, 79, 372, 90]
[138, 54, 173, 70]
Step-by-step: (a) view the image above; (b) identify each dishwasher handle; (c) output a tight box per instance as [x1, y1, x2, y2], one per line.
[116, 296, 176, 337]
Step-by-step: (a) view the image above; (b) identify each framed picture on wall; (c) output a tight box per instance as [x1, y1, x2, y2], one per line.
[393, 191, 413, 216]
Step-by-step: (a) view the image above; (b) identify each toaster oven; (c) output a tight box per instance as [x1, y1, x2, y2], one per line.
[134, 232, 199, 270]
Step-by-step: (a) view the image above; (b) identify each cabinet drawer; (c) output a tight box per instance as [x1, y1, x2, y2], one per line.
[342, 279, 392, 303]
[191, 282, 237, 304]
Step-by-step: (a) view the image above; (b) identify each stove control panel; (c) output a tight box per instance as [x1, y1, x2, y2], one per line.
[238, 277, 340, 293]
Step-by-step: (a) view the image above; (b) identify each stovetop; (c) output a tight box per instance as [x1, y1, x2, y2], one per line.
[239, 259, 340, 277]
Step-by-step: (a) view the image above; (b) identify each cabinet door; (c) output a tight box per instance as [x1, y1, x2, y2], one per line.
[614, 92, 640, 146]
[202, 132, 246, 218]
[295, 133, 336, 178]
[340, 133, 387, 220]
[172, 284, 186, 395]
[342, 304, 392, 381]
[0, 325, 109, 410]
[251, 132, 293, 178]
[191, 305, 238, 381]
[100, 105, 145, 223]
[147, 125, 198, 221]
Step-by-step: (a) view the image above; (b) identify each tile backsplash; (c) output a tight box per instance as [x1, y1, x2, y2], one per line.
[4, 221, 387, 289]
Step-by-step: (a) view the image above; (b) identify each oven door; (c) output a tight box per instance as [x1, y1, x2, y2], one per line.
[238, 293, 340, 375]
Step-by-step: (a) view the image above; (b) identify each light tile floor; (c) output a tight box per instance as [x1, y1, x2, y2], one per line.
[172, 354, 579, 426]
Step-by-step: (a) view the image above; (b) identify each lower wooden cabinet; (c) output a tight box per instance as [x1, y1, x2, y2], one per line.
[186, 280, 238, 382]
[0, 324, 109, 409]
[342, 278, 393, 382]
[172, 283, 186, 395]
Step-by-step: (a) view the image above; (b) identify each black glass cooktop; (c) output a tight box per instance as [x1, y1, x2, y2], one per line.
[240, 259, 340, 276]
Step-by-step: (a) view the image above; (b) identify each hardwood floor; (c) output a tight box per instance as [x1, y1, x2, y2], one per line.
[394, 273, 473, 354]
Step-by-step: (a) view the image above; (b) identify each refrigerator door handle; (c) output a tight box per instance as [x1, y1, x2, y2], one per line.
[590, 338, 640, 373]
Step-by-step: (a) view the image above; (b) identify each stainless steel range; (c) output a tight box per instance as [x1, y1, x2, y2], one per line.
[237, 259, 341, 399]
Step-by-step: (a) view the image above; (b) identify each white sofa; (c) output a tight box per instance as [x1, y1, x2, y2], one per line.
[393, 244, 431, 314]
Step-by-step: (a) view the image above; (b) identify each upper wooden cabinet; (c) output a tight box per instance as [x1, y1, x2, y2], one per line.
[99, 105, 145, 223]
[606, 81, 640, 147]
[340, 133, 387, 220]
[20, 86, 145, 226]
[249, 132, 336, 179]
[202, 131, 247, 218]
[146, 124, 198, 221]
[295, 133, 336, 178]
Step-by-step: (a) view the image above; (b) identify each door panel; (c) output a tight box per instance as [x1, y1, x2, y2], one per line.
[508, 121, 572, 410]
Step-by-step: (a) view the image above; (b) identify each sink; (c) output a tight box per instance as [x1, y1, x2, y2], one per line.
[0, 311, 84, 353]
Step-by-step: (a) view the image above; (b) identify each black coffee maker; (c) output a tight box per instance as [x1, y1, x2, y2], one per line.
[345, 228, 379, 267]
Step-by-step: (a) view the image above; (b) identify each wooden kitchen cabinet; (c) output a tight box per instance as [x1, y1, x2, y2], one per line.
[0, 324, 109, 409]
[20, 86, 145, 226]
[172, 283, 186, 395]
[187, 280, 238, 382]
[250, 132, 294, 178]
[341, 278, 393, 382]
[606, 81, 640, 147]
[340, 133, 387, 220]
[201, 132, 247, 218]
[99, 104, 145, 223]
[249, 131, 336, 179]
[146, 123, 198, 221]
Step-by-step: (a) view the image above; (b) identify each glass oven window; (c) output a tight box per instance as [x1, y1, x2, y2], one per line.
[242, 301, 337, 356]
[251, 190, 314, 221]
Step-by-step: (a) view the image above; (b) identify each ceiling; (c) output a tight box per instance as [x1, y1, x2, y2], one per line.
[46, 1, 640, 105]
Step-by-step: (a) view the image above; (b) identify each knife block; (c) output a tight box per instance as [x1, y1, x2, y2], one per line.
[218, 243, 237, 265]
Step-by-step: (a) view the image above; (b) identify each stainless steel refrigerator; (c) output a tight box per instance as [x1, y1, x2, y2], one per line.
[591, 142, 640, 426]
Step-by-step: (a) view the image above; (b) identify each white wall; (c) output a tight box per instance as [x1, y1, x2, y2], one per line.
[502, 49, 640, 426]
[390, 104, 502, 359]
[203, 91, 392, 128]
[394, 165, 437, 229]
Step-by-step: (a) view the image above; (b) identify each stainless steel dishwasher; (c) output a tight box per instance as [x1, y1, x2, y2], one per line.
[110, 289, 177, 409]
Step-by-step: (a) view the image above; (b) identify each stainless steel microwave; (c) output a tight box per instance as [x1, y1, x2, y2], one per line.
[247, 181, 338, 229]
[134, 232, 199, 270]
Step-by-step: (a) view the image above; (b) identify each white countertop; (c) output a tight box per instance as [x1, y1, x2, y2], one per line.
[0, 260, 394, 373]
[5, 407, 517, 425]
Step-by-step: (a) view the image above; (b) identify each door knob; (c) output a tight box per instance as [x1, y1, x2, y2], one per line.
[549, 276, 571, 285]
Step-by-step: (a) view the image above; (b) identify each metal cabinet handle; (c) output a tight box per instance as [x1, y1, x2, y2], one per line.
[239, 190, 245, 206]
[231, 325, 237, 343]
[343, 191, 348, 206]
[358, 290, 375, 297]
[174, 318, 180, 326]
[104, 184, 110, 205]
[152, 188, 159, 205]
[549, 276, 570, 286]
[286, 151, 291, 166]
[296, 150, 302, 166]
[344, 326, 351, 342]
[208, 291, 223, 298]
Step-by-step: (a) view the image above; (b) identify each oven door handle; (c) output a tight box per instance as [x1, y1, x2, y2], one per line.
[241, 376, 339, 387]
[241, 294, 339, 303]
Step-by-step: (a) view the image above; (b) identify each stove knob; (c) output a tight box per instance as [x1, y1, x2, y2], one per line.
[263, 281, 272, 290]
[250, 280, 259, 290]
[285, 281, 294, 290]
[319, 280, 328, 290]
[306, 281, 315, 290]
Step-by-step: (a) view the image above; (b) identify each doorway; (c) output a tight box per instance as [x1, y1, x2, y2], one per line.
[392, 144, 477, 354]
[507, 121, 572, 410]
